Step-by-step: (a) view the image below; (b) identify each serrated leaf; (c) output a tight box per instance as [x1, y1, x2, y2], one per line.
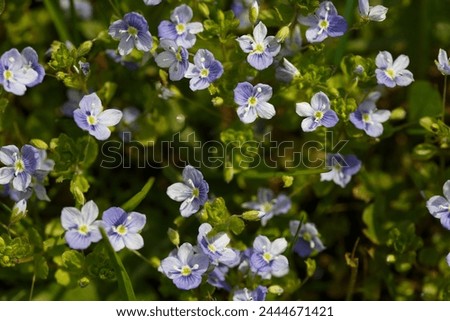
[121, 177, 155, 212]
[62, 250, 84, 271]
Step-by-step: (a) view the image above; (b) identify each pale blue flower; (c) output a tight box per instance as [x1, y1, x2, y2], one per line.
[276, 58, 300, 83]
[73, 92, 123, 140]
[21, 47, 45, 87]
[155, 39, 189, 81]
[435, 49, 450, 76]
[0, 145, 40, 192]
[375, 51, 414, 88]
[242, 188, 291, 226]
[296, 91, 339, 132]
[249, 235, 289, 279]
[158, 4, 203, 49]
[166, 165, 209, 217]
[299, 1, 347, 43]
[426, 180, 450, 230]
[234, 82, 276, 123]
[233, 286, 267, 301]
[0, 48, 39, 96]
[321, 153, 361, 188]
[108, 12, 153, 56]
[290, 220, 325, 258]
[197, 223, 239, 266]
[207, 264, 231, 291]
[160, 242, 209, 290]
[102, 207, 147, 252]
[144, 0, 162, 5]
[358, 0, 388, 22]
[349, 99, 391, 137]
[231, 0, 257, 30]
[185, 49, 223, 91]
[61, 200, 102, 250]
[236, 21, 281, 70]
[279, 25, 303, 57]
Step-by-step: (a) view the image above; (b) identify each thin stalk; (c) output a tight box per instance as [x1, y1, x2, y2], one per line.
[29, 273, 36, 301]
[443, 75, 447, 121]
[43, 0, 71, 42]
[345, 237, 360, 301]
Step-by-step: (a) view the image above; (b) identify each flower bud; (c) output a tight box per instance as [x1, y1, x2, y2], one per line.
[242, 210, 262, 221]
[249, 1, 259, 25]
[276, 26, 290, 43]
[10, 200, 27, 225]
[268, 285, 284, 295]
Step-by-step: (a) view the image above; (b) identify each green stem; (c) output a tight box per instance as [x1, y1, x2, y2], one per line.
[43, 0, 71, 42]
[333, 0, 356, 66]
[29, 273, 36, 301]
[443, 75, 447, 121]
[345, 237, 360, 301]
[132, 250, 154, 267]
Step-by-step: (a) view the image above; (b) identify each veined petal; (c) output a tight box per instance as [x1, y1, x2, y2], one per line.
[155, 51, 176, 68]
[256, 101, 275, 119]
[257, 188, 274, 203]
[61, 207, 82, 229]
[392, 54, 410, 72]
[270, 238, 288, 255]
[426, 195, 449, 218]
[394, 70, 414, 86]
[253, 21, 268, 44]
[3, 81, 27, 96]
[123, 233, 144, 250]
[301, 117, 319, 132]
[158, 20, 178, 40]
[311, 92, 330, 111]
[237, 105, 257, 124]
[167, 182, 192, 201]
[21, 145, 39, 173]
[247, 52, 273, 70]
[81, 200, 99, 224]
[236, 35, 255, 53]
[79, 93, 103, 115]
[438, 49, 449, 66]
[186, 22, 204, 34]
[234, 82, 254, 105]
[102, 207, 127, 228]
[253, 235, 271, 253]
[0, 167, 15, 184]
[173, 273, 202, 290]
[375, 51, 393, 69]
[327, 16, 347, 37]
[358, 0, 369, 16]
[365, 122, 384, 137]
[298, 15, 318, 27]
[118, 36, 135, 56]
[160, 256, 182, 278]
[171, 4, 193, 24]
[443, 180, 450, 201]
[182, 165, 205, 187]
[135, 31, 153, 52]
[0, 145, 19, 165]
[13, 172, 31, 191]
[321, 110, 339, 128]
[65, 230, 92, 250]
[90, 124, 111, 140]
[14, 68, 38, 86]
[376, 69, 396, 87]
[271, 256, 289, 277]
[253, 84, 272, 101]
[73, 109, 90, 131]
[372, 109, 391, 122]
[177, 242, 194, 264]
[98, 109, 123, 126]
[125, 212, 146, 232]
[179, 198, 199, 217]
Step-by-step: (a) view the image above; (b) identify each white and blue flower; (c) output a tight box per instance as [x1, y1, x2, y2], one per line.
[349, 99, 391, 137]
[185, 49, 223, 91]
[234, 82, 276, 123]
[375, 51, 414, 88]
[296, 91, 339, 132]
[320, 153, 361, 188]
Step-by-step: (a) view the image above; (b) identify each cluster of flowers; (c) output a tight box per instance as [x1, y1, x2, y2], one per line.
[61, 200, 147, 252]
[0, 144, 54, 215]
[162, 165, 325, 299]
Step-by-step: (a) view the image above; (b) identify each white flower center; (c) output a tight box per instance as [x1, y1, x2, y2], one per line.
[262, 252, 273, 263]
[4, 70, 13, 80]
[114, 224, 128, 235]
[87, 114, 97, 125]
[362, 113, 373, 124]
[14, 158, 25, 175]
[248, 96, 258, 107]
[385, 68, 396, 79]
[200, 68, 209, 78]
[176, 23, 186, 35]
[78, 224, 89, 235]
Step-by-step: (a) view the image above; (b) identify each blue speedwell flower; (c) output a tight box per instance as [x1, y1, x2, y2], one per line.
[426, 180, 450, 230]
[155, 39, 189, 81]
[143, 0, 162, 5]
[236, 21, 281, 70]
[160, 242, 209, 290]
[242, 188, 291, 226]
[375, 51, 414, 88]
[0, 48, 45, 96]
[61, 200, 102, 250]
[158, 4, 203, 49]
[73, 92, 123, 141]
[197, 223, 239, 266]
[296, 91, 339, 132]
[299, 1, 347, 43]
[436, 49, 450, 76]
[290, 220, 325, 258]
[358, 0, 388, 22]
[234, 82, 276, 123]
[185, 49, 224, 91]
[276, 58, 301, 83]
[0, 144, 40, 192]
[321, 153, 362, 188]
[166, 165, 209, 217]
[108, 12, 153, 56]
[102, 207, 147, 252]
[233, 286, 268, 301]
[250, 235, 289, 279]
[349, 99, 391, 137]
[207, 264, 233, 291]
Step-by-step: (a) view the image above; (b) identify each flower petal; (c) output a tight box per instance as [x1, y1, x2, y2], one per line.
[234, 82, 253, 105]
[253, 235, 271, 253]
[375, 51, 393, 69]
[256, 101, 276, 120]
[90, 124, 112, 141]
[311, 92, 330, 110]
[81, 200, 99, 224]
[253, 21, 268, 44]
[98, 109, 123, 126]
[167, 182, 192, 201]
[123, 233, 144, 250]
[296, 102, 314, 117]
[125, 212, 146, 232]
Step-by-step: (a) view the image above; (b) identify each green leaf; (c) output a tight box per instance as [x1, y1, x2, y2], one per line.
[305, 258, 317, 277]
[100, 228, 136, 300]
[413, 143, 438, 160]
[62, 250, 85, 271]
[55, 269, 71, 286]
[121, 177, 155, 212]
[70, 174, 90, 205]
[228, 215, 245, 235]
[34, 256, 49, 280]
[407, 80, 442, 123]
[78, 136, 98, 168]
[200, 197, 230, 226]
